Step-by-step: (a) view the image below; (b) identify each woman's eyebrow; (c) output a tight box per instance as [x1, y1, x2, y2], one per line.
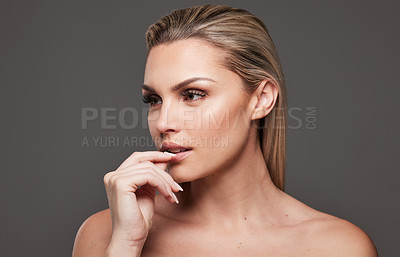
[142, 77, 216, 93]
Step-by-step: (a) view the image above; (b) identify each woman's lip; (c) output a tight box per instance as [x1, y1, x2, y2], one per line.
[168, 150, 193, 164]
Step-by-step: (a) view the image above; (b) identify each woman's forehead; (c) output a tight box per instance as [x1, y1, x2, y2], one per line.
[144, 39, 228, 82]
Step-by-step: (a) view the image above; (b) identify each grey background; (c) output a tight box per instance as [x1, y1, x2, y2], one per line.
[0, 0, 398, 256]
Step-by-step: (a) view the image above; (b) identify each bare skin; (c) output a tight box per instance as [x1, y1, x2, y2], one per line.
[72, 39, 378, 257]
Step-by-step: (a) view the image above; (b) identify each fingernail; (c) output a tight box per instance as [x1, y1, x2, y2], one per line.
[163, 151, 176, 156]
[174, 182, 184, 191]
[171, 192, 179, 204]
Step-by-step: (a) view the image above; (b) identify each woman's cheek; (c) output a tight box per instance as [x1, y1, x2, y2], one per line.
[198, 102, 230, 131]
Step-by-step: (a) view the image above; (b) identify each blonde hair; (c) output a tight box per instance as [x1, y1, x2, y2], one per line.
[145, 4, 287, 191]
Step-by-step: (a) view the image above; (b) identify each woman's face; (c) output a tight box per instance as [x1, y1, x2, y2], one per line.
[143, 38, 256, 183]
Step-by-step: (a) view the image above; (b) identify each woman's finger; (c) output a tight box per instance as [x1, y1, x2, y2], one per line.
[115, 161, 182, 192]
[104, 168, 178, 204]
[116, 151, 175, 170]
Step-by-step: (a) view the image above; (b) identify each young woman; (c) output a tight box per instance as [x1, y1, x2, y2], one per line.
[72, 5, 378, 257]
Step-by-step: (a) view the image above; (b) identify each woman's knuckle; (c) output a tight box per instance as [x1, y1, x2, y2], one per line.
[103, 171, 114, 184]
[143, 170, 157, 180]
[109, 174, 119, 185]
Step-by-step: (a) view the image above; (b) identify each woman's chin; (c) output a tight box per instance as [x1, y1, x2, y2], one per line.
[167, 166, 197, 183]
[167, 170, 189, 183]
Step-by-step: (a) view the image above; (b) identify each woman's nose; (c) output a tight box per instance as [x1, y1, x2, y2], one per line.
[154, 101, 181, 134]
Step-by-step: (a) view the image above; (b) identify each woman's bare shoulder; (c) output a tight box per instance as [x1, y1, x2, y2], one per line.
[293, 202, 378, 256]
[277, 192, 377, 256]
[305, 214, 378, 256]
[72, 209, 112, 257]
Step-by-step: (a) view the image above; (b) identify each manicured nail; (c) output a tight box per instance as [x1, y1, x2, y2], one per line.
[163, 151, 176, 156]
[171, 192, 179, 204]
[174, 182, 184, 191]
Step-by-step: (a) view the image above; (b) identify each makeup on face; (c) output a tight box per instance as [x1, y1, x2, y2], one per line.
[143, 39, 253, 182]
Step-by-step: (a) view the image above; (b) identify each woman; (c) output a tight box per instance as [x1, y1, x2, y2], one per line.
[72, 4, 378, 256]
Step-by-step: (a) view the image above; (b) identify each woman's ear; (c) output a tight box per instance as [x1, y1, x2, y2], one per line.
[251, 78, 279, 120]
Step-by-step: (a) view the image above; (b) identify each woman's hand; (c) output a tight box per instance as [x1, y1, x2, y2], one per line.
[103, 151, 183, 254]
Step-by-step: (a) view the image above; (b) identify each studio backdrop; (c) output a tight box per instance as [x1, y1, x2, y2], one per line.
[0, 0, 398, 256]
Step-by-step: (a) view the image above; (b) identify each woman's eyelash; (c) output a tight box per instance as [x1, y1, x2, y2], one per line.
[180, 88, 207, 100]
[141, 94, 157, 104]
[141, 88, 207, 105]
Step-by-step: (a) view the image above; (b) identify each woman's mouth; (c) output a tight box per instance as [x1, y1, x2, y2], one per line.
[160, 141, 193, 163]
[167, 149, 193, 164]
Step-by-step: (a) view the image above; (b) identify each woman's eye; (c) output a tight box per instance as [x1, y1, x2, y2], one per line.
[181, 89, 207, 102]
[141, 89, 207, 107]
[142, 95, 161, 106]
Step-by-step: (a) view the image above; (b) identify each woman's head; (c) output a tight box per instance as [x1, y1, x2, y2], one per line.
[143, 4, 287, 191]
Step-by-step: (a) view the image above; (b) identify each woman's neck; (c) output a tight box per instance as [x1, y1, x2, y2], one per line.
[177, 140, 285, 231]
